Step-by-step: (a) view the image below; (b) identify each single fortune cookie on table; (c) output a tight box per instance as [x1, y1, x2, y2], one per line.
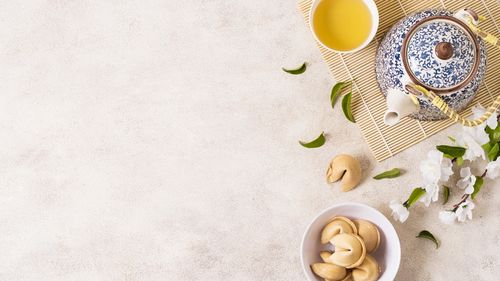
[353, 219, 381, 253]
[320, 216, 358, 244]
[326, 154, 362, 192]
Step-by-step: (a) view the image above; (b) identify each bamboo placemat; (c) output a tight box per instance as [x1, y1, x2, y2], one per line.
[299, 0, 500, 161]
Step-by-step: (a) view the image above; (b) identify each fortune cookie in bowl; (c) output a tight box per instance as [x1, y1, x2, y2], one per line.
[321, 216, 358, 244]
[353, 219, 380, 253]
[326, 233, 367, 268]
[352, 255, 380, 281]
[319, 251, 332, 262]
[311, 263, 347, 281]
[319, 252, 353, 281]
[326, 154, 362, 192]
[339, 271, 353, 281]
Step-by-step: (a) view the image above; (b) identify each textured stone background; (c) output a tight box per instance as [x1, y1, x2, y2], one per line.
[0, 0, 499, 280]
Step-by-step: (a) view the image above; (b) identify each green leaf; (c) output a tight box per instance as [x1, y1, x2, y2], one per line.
[436, 145, 466, 158]
[492, 130, 500, 142]
[443, 154, 455, 159]
[483, 142, 492, 155]
[342, 92, 355, 123]
[484, 141, 493, 149]
[448, 136, 456, 143]
[456, 156, 464, 166]
[282, 63, 306, 75]
[404, 187, 426, 208]
[373, 168, 401, 180]
[442, 186, 450, 205]
[486, 125, 500, 143]
[488, 143, 499, 161]
[299, 132, 326, 148]
[330, 81, 351, 109]
[416, 230, 440, 249]
[471, 176, 484, 200]
[483, 141, 500, 161]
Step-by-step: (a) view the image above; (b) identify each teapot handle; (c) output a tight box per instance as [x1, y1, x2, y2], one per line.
[455, 8, 500, 50]
[406, 84, 500, 127]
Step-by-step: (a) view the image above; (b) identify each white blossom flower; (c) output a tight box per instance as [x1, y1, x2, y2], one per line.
[389, 200, 409, 223]
[439, 210, 457, 224]
[455, 199, 475, 222]
[420, 183, 439, 207]
[486, 158, 500, 179]
[462, 105, 497, 145]
[456, 132, 486, 161]
[457, 167, 476, 194]
[419, 150, 453, 185]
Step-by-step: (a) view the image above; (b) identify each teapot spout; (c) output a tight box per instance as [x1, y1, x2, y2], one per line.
[384, 88, 420, 126]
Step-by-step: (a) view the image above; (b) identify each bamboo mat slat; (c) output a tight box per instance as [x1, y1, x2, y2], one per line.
[298, 0, 500, 161]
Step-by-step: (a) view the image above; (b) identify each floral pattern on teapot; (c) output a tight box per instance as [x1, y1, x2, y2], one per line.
[407, 21, 475, 89]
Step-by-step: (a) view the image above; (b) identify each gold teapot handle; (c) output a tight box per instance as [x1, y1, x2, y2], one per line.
[406, 84, 500, 127]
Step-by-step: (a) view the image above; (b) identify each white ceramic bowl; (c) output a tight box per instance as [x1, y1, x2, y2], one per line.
[309, 0, 379, 53]
[300, 202, 401, 281]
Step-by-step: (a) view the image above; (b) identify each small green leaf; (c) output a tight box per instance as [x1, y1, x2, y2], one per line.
[342, 92, 355, 123]
[488, 143, 499, 161]
[443, 154, 455, 159]
[282, 63, 306, 75]
[483, 142, 492, 155]
[442, 186, 450, 205]
[483, 142, 493, 150]
[404, 187, 426, 208]
[436, 145, 466, 158]
[299, 132, 326, 148]
[373, 168, 401, 180]
[448, 136, 456, 143]
[330, 81, 351, 109]
[456, 156, 464, 166]
[471, 176, 484, 200]
[416, 230, 440, 249]
[492, 131, 500, 142]
[486, 125, 500, 143]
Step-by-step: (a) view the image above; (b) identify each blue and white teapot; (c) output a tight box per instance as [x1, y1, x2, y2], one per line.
[376, 8, 488, 125]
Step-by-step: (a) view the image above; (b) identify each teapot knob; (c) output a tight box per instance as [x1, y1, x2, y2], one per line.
[435, 42, 454, 60]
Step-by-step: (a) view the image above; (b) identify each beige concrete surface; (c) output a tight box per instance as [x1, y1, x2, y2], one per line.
[0, 0, 499, 280]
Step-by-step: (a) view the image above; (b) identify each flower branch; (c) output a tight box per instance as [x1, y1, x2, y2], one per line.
[390, 105, 500, 225]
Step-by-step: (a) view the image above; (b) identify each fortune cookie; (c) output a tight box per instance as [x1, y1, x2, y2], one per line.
[352, 255, 380, 281]
[326, 233, 367, 268]
[319, 252, 352, 281]
[319, 252, 342, 281]
[321, 216, 358, 244]
[340, 271, 353, 281]
[326, 154, 362, 192]
[320, 251, 332, 262]
[311, 263, 347, 281]
[353, 220, 381, 253]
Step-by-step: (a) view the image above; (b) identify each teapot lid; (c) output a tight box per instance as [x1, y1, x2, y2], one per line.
[401, 15, 480, 93]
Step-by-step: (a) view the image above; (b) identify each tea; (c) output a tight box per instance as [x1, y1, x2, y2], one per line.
[312, 0, 372, 51]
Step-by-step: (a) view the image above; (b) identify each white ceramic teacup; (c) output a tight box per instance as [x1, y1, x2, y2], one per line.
[309, 0, 379, 53]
